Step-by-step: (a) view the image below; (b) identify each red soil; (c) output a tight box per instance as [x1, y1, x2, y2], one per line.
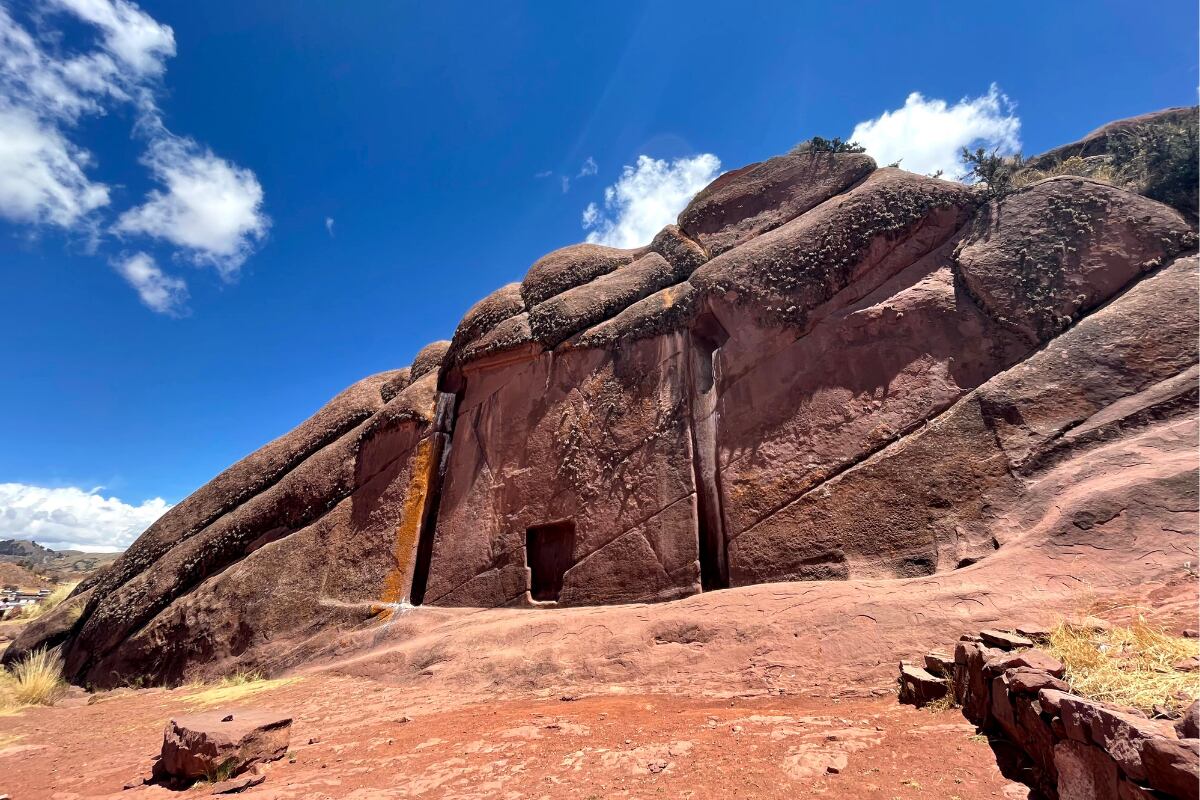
[1, 675, 1021, 799]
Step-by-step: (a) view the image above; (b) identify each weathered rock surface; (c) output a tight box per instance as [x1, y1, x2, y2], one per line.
[955, 176, 1195, 344]
[521, 242, 644, 308]
[898, 663, 948, 706]
[445, 282, 525, 368]
[158, 709, 292, 781]
[5, 350, 454, 686]
[677, 151, 875, 256]
[7, 108, 1197, 689]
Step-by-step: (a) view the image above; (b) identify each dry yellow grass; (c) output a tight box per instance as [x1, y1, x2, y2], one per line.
[1012, 155, 1118, 189]
[181, 671, 299, 707]
[924, 692, 958, 713]
[1047, 617, 1200, 715]
[0, 666, 17, 712]
[11, 582, 78, 622]
[0, 647, 67, 710]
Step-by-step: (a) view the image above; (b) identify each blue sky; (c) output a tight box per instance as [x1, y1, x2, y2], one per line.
[1, 0, 1196, 550]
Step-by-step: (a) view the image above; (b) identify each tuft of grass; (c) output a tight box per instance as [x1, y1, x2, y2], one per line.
[202, 756, 240, 783]
[182, 670, 298, 707]
[1047, 617, 1200, 715]
[1107, 117, 1198, 216]
[1013, 155, 1118, 189]
[0, 647, 68, 709]
[0, 667, 16, 712]
[12, 582, 78, 622]
[925, 693, 958, 713]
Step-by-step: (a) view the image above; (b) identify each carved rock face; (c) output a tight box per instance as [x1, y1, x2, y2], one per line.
[8, 110, 1198, 689]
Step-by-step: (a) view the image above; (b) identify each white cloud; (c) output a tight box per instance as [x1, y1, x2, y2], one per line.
[0, 482, 171, 552]
[582, 153, 721, 248]
[51, 0, 175, 77]
[325, 216, 334, 236]
[113, 251, 187, 314]
[0, 1, 268, 306]
[577, 156, 597, 177]
[115, 132, 269, 277]
[850, 84, 1021, 179]
[0, 8, 110, 122]
[0, 104, 110, 228]
[560, 175, 570, 193]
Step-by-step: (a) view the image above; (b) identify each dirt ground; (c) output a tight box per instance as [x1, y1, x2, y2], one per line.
[2, 522, 1192, 799]
[0, 673, 1028, 800]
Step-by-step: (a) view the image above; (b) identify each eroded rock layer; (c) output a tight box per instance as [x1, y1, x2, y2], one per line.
[8, 110, 1198, 688]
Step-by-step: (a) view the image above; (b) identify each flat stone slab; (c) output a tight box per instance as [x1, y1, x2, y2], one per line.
[980, 629, 1035, 650]
[158, 709, 292, 781]
[984, 648, 1065, 678]
[898, 663, 948, 707]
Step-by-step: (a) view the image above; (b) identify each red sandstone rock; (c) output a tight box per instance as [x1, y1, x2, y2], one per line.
[445, 282, 526, 368]
[648, 224, 708, 275]
[1176, 701, 1199, 740]
[7, 111, 1198, 692]
[923, 651, 954, 677]
[521, 242, 643, 308]
[956, 641, 1000, 725]
[572, 281, 698, 350]
[378, 366, 412, 402]
[1055, 739, 1120, 800]
[158, 710, 291, 781]
[1006, 668, 1070, 695]
[422, 334, 702, 608]
[1059, 695, 1177, 783]
[210, 767, 266, 794]
[1117, 779, 1161, 799]
[898, 663, 948, 706]
[991, 673, 1019, 737]
[1140, 734, 1200, 799]
[453, 310, 537, 369]
[1038, 689, 1075, 716]
[1014, 693, 1059, 794]
[955, 176, 1195, 345]
[409, 340, 451, 380]
[529, 252, 685, 347]
[1015, 624, 1052, 640]
[1023, 106, 1198, 218]
[980, 630, 1036, 650]
[983, 649, 1065, 678]
[689, 168, 978, 328]
[676, 151, 875, 256]
[712, 242, 1028, 583]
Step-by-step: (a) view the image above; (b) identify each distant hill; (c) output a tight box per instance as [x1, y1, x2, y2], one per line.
[0, 539, 121, 585]
[0, 561, 49, 592]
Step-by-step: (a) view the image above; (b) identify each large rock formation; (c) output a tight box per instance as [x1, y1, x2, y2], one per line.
[8, 110, 1197, 688]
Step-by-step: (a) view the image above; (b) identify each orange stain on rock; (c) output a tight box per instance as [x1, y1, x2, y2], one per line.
[379, 436, 438, 609]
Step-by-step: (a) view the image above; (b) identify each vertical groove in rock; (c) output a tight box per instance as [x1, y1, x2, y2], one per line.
[409, 390, 459, 606]
[685, 311, 730, 590]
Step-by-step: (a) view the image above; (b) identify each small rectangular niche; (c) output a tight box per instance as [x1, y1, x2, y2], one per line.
[526, 520, 576, 602]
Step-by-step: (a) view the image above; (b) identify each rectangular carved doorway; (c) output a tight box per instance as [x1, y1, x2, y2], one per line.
[526, 520, 575, 602]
